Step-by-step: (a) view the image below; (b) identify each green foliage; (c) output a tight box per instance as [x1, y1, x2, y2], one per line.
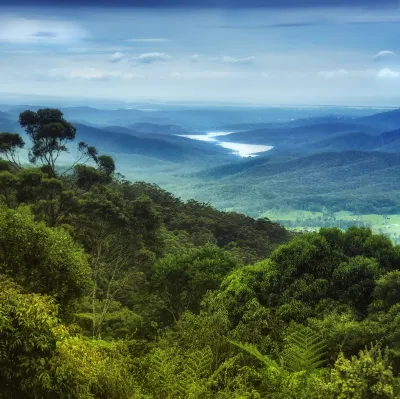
[324, 343, 400, 398]
[2, 107, 400, 398]
[0, 132, 24, 169]
[152, 245, 239, 322]
[0, 276, 59, 398]
[97, 154, 115, 177]
[19, 108, 77, 177]
[0, 205, 92, 306]
[282, 326, 327, 372]
[373, 271, 400, 311]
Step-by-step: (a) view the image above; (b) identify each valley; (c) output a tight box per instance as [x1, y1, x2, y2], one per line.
[2, 101, 400, 238]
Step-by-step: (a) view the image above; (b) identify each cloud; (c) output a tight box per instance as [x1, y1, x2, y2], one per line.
[373, 50, 395, 61]
[167, 71, 245, 79]
[213, 56, 256, 65]
[31, 31, 58, 38]
[190, 54, 201, 62]
[125, 38, 169, 43]
[13, 0, 397, 8]
[48, 67, 134, 81]
[109, 52, 126, 63]
[131, 52, 172, 64]
[220, 21, 323, 29]
[0, 17, 86, 43]
[318, 69, 349, 78]
[377, 68, 400, 78]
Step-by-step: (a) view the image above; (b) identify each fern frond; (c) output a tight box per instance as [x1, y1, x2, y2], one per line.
[207, 355, 238, 387]
[177, 347, 213, 397]
[228, 339, 279, 369]
[282, 326, 327, 372]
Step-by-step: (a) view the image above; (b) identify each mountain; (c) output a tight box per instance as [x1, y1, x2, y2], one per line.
[218, 114, 358, 131]
[74, 123, 233, 164]
[196, 151, 400, 214]
[0, 116, 23, 134]
[127, 123, 190, 135]
[357, 108, 400, 130]
[290, 129, 400, 154]
[218, 122, 378, 147]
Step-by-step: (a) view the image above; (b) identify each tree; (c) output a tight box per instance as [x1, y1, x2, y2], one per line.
[0, 132, 25, 169]
[97, 155, 115, 177]
[0, 275, 59, 398]
[152, 245, 239, 323]
[324, 343, 400, 398]
[19, 108, 76, 177]
[0, 205, 92, 308]
[0, 276, 140, 399]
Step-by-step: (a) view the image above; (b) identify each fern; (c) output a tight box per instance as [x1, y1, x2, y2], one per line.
[282, 326, 327, 372]
[176, 347, 213, 398]
[228, 339, 279, 369]
[148, 348, 181, 398]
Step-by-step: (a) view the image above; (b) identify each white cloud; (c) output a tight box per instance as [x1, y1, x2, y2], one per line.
[48, 67, 134, 81]
[261, 72, 269, 78]
[131, 52, 172, 64]
[167, 71, 245, 79]
[373, 50, 395, 61]
[318, 69, 349, 78]
[377, 68, 400, 78]
[213, 56, 256, 65]
[190, 54, 201, 63]
[0, 17, 86, 43]
[125, 38, 169, 43]
[109, 52, 126, 63]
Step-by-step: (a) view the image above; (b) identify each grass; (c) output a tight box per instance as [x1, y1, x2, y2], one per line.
[260, 209, 400, 243]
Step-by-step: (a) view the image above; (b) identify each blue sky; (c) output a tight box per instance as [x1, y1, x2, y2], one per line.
[1, 2, 400, 106]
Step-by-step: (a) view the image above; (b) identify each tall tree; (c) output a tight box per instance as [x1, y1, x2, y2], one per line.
[0, 132, 25, 169]
[19, 108, 76, 177]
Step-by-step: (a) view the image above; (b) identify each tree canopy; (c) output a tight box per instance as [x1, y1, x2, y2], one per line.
[1, 107, 400, 398]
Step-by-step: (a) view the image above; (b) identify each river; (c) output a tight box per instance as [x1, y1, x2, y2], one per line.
[179, 131, 273, 157]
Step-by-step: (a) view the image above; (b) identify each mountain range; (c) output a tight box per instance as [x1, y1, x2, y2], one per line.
[2, 103, 400, 215]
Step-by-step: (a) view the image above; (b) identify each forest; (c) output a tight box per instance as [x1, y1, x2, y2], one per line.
[1, 108, 400, 398]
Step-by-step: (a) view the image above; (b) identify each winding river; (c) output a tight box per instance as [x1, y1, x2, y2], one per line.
[180, 131, 273, 157]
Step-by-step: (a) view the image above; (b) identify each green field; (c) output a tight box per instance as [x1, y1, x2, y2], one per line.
[260, 209, 400, 243]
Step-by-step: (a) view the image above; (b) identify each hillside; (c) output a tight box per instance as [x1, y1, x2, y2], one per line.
[2, 106, 400, 399]
[358, 108, 400, 130]
[73, 123, 234, 164]
[197, 151, 400, 214]
[218, 122, 379, 147]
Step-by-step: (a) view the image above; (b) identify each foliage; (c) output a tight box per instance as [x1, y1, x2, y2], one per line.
[0, 205, 92, 307]
[2, 107, 400, 398]
[19, 108, 77, 177]
[0, 132, 25, 169]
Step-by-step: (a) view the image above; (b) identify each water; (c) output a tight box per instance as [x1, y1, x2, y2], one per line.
[180, 131, 273, 157]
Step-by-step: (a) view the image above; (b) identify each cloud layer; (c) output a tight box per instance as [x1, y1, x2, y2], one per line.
[131, 52, 172, 64]
[373, 50, 395, 61]
[0, 17, 86, 43]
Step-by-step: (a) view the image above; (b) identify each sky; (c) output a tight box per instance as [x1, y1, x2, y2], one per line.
[1, 1, 400, 106]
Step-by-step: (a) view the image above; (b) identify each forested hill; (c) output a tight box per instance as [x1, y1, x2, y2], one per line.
[1, 108, 400, 398]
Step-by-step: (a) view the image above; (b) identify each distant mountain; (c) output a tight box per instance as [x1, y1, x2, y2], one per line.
[127, 123, 190, 135]
[0, 111, 15, 120]
[219, 114, 358, 131]
[357, 108, 400, 131]
[0, 116, 23, 134]
[61, 107, 144, 125]
[74, 123, 233, 164]
[197, 151, 400, 214]
[291, 129, 400, 154]
[218, 122, 378, 148]
[5, 105, 48, 117]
